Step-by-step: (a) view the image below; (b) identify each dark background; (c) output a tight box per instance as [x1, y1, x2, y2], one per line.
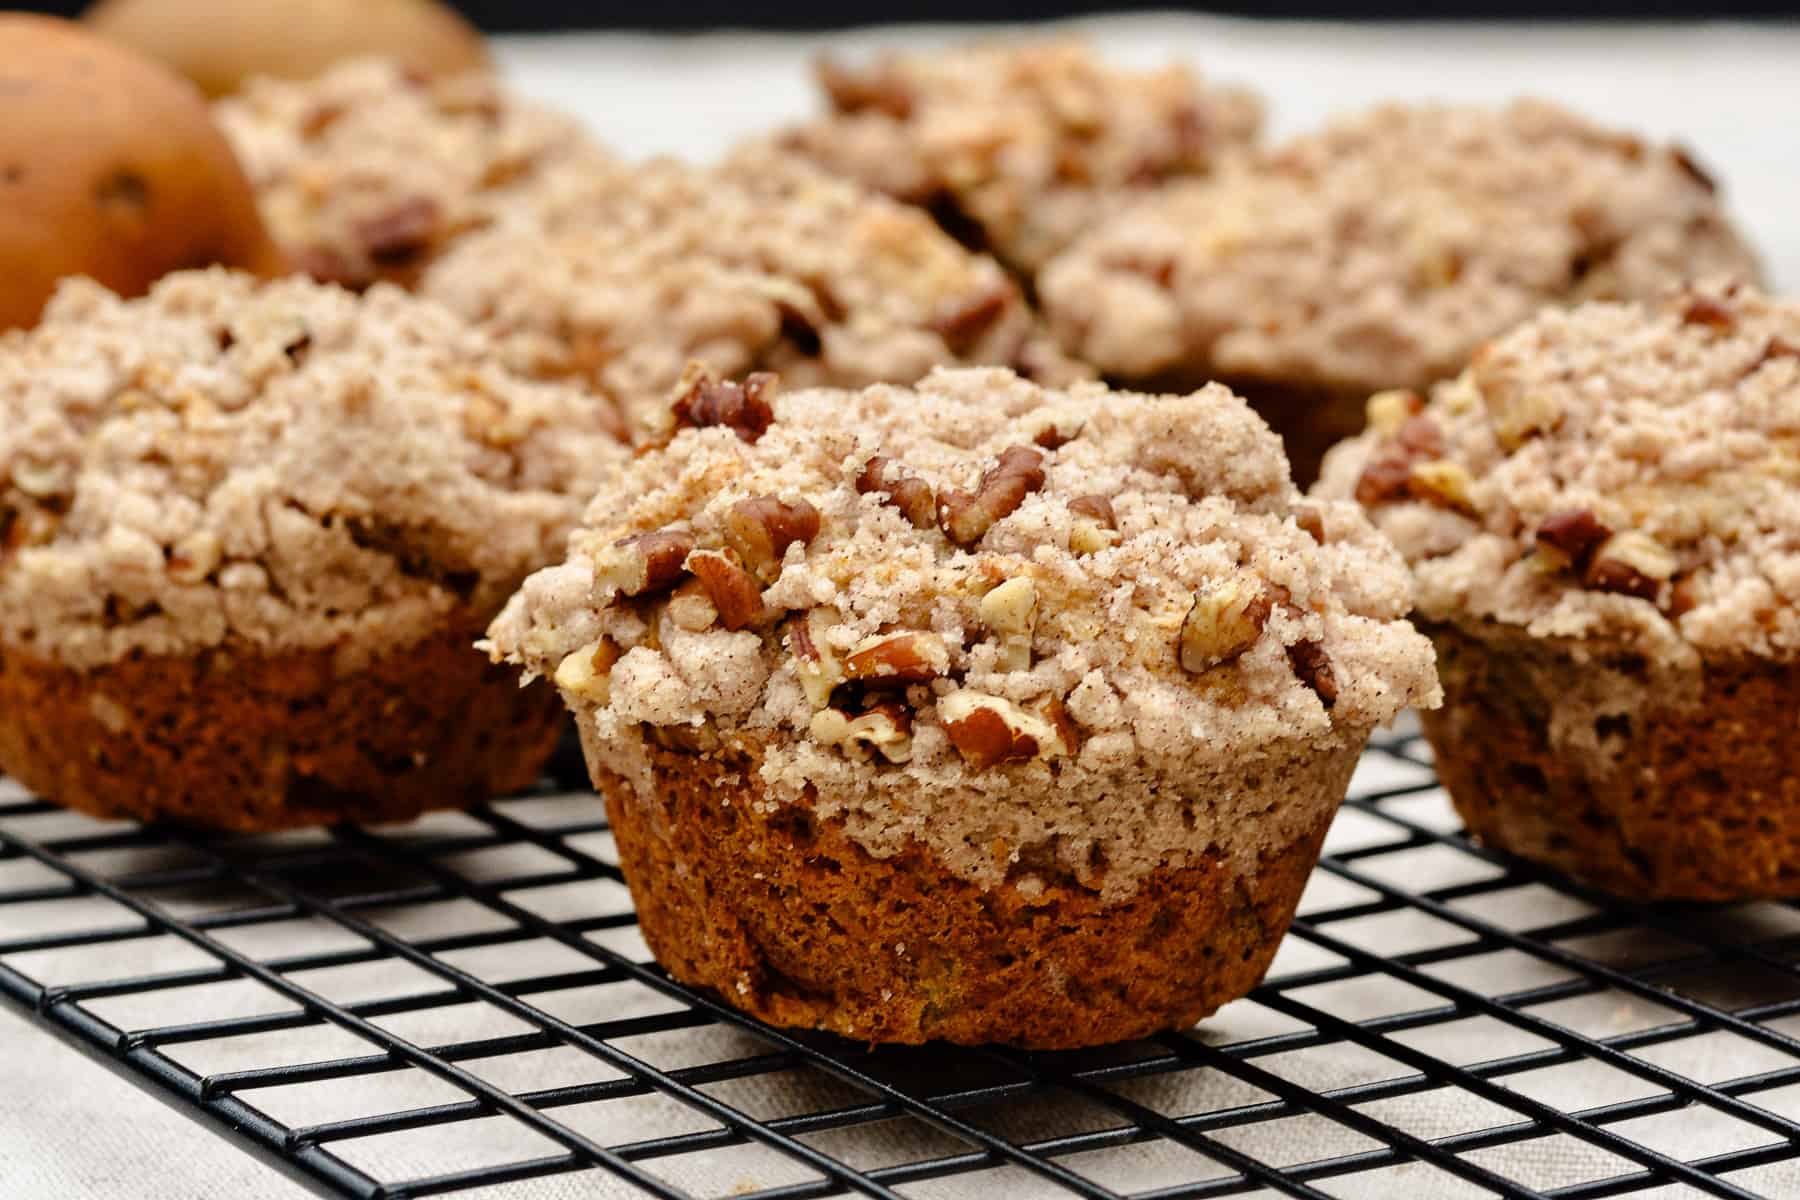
[18, 1, 1800, 23]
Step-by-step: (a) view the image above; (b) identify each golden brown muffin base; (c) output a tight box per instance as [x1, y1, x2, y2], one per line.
[1420, 620, 1800, 901]
[589, 736, 1338, 1048]
[0, 619, 564, 830]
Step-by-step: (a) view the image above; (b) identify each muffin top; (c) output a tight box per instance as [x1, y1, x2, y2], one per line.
[0, 270, 627, 670]
[488, 367, 1437, 896]
[1040, 100, 1762, 396]
[421, 148, 1089, 440]
[772, 39, 1262, 274]
[1316, 282, 1800, 665]
[217, 58, 613, 289]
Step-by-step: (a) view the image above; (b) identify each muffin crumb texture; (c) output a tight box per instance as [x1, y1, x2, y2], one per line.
[1041, 100, 1762, 397]
[489, 367, 1439, 901]
[422, 148, 1089, 440]
[1318, 282, 1800, 665]
[776, 39, 1262, 273]
[0, 269, 628, 671]
[217, 58, 613, 288]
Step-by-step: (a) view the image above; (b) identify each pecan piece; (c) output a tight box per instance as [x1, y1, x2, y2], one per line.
[595, 530, 694, 597]
[1286, 640, 1338, 708]
[789, 607, 845, 709]
[671, 370, 776, 443]
[724, 496, 821, 580]
[1585, 531, 1676, 602]
[1535, 508, 1612, 571]
[1179, 574, 1272, 673]
[1293, 505, 1326, 543]
[685, 549, 768, 630]
[1682, 295, 1735, 331]
[355, 196, 443, 266]
[1364, 389, 1424, 436]
[553, 638, 621, 703]
[811, 702, 914, 764]
[979, 577, 1038, 671]
[665, 578, 719, 632]
[1408, 460, 1477, 513]
[843, 631, 950, 686]
[931, 284, 1012, 355]
[938, 691, 1069, 769]
[938, 446, 1046, 546]
[1670, 145, 1717, 194]
[855, 455, 936, 529]
[1068, 493, 1120, 554]
[1354, 416, 1445, 506]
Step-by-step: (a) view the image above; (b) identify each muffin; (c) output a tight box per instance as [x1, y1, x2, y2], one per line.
[0, 270, 628, 829]
[216, 58, 613, 290]
[771, 39, 1262, 276]
[1317, 282, 1799, 900]
[486, 366, 1438, 1046]
[1041, 100, 1763, 483]
[421, 148, 1089, 442]
[0, 14, 286, 330]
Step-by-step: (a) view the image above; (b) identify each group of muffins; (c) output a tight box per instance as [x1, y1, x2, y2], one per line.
[0, 4, 1792, 1050]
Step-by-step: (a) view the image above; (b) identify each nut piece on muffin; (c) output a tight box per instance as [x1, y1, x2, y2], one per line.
[771, 39, 1262, 276]
[1317, 281, 1799, 901]
[421, 149, 1090, 442]
[487, 365, 1438, 1047]
[0, 270, 629, 830]
[216, 57, 614, 290]
[1041, 100, 1763, 483]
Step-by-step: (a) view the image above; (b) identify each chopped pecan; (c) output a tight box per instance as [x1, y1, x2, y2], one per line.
[1067, 493, 1120, 554]
[1535, 508, 1612, 571]
[1364, 389, 1424, 436]
[553, 638, 621, 703]
[1354, 416, 1445, 506]
[1493, 390, 1564, 448]
[355, 196, 443, 266]
[685, 549, 767, 630]
[817, 58, 913, 119]
[665, 578, 719, 632]
[1179, 574, 1272, 673]
[1293, 505, 1326, 543]
[855, 455, 936, 529]
[979, 577, 1038, 671]
[1681, 295, 1735, 331]
[938, 691, 1070, 769]
[1031, 416, 1083, 450]
[594, 530, 694, 597]
[670, 370, 776, 443]
[1286, 640, 1338, 708]
[843, 631, 950, 686]
[1669, 145, 1717, 194]
[938, 446, 1046, 546]
[724, 496, 821, 580]
[1408, 460, 1477, 513]
[1585, 531, 1676, 602]
[931, 284, 1012, 355]
[789, 607, 845, 709]
[812, 702, 914, 764]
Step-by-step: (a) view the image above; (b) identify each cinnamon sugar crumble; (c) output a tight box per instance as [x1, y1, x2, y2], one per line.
[218, 59, 614, 289]
[1317, 282, 1800, 664]
[1041, 100, 1761, 395]
[0, 270, 628, 670]
[774, 39, 1262, 274]
[421, 149, 1089, 441]
[489, 367, 1438, 897]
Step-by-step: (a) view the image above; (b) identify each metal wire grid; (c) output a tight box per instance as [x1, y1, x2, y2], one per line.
[4, 728, 1800, 1199]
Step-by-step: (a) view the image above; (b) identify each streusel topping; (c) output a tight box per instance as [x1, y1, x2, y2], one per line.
[772, 39, 1262, 274]
[1316, 282, 1800, 664]
[489, 367, 1438, 896]
[1041, 100, 1761, 395]
[422, 149, 1089, 441]
[0, 270, 628, 670]
[217, 58, 614, 289]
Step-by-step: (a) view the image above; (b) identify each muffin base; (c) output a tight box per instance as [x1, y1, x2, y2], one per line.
[1420, 620, 1800, 901]
[0, 622, 565, 830]
[589, 734, 1346, 1048]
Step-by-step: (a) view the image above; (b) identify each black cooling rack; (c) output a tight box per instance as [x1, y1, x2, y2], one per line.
[5, 724, 1800, 1199]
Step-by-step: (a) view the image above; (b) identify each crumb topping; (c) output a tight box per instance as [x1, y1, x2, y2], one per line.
[421, 148, 1090, 441]
[1040, 100, 1762, 395]
[773, 39, 1262, 274]
[217, 58, 614, 289]
[1316, 282, 1800, 664]
[0, 270, 628, 670]
[489, 367, 1438, 896]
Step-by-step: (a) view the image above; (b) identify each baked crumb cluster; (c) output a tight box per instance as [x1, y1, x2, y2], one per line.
[488, 367, 1438, 895]
[1041, 100, 1762, 394]
[1317, 282, 1800, 664]
[422, 148, 1089, 439]
[217, 58, 613, 289]
[0, 270, 628, 670]
[774, 39, 1262, 274]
